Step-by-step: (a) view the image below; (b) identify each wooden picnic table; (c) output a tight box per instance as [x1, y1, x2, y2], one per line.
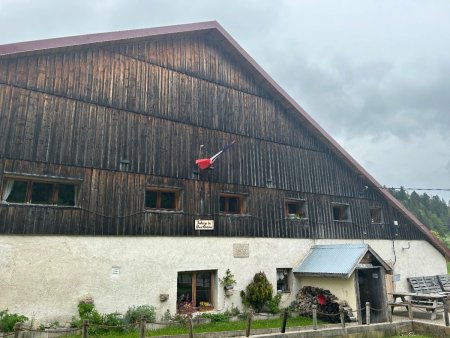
[389, 292, 445, 320]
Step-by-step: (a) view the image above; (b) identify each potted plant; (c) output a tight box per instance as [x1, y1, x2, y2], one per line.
[220, 269, 237, 296]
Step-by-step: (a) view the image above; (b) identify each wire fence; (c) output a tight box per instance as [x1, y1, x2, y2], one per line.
[3, 300, 449, 338]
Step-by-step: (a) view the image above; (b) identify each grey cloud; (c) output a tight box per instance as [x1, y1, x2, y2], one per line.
[445, 160, 450, 173]
[263, 51, 450, 142]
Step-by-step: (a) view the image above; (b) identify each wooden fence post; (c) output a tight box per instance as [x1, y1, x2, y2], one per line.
[357, 308, 362, 325]
[188, 314, 194, 338]
[339, 304, 345, 329]
[139, 316, 146, 338]
[281, 308, 288, 333]
[312, 305, 317, 330]
[82, 319, 89, 338]
[365, 302, 370, 325]
[245, 310, 253, 337]
[14, 323, 20, 338]
[407, 301, 413, 321]
[443, 296, 449, 327]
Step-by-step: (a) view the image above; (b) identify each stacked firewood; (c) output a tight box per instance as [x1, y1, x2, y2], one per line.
[294, 286, 355, 323]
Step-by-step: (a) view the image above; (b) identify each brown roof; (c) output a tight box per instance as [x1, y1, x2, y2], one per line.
[1, 21, 449, 259]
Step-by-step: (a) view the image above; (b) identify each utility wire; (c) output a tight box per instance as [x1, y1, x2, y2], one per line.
[380, 187, 450, 192]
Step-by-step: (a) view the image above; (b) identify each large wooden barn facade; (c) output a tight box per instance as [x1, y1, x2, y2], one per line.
[0, 22, 448, 324]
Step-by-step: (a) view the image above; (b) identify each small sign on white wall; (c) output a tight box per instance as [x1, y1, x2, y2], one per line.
[195, 219, 214, 230]
[112, 267, 120, 275]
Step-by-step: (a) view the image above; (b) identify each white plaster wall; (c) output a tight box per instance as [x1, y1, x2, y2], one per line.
[0, 236, 446, 325]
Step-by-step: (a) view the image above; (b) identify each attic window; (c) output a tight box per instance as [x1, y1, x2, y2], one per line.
[145, 188, 180, 210]
[1, 178, 78, 206]
[219, 194, 244, 214]
[332, 204, 351, 222]
[285, 199, 307, 219]
[370, 207, 383, 224]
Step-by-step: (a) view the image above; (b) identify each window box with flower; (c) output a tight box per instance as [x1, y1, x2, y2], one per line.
[198, 301, 214, 311]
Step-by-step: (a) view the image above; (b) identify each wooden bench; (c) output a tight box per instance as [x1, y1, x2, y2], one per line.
[389, 292, 444, 320]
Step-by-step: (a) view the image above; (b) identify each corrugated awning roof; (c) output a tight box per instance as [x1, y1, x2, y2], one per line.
[293, 244, 391, 278]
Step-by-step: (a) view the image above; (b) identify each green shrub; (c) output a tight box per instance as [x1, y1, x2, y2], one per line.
[0, 309, 28, 332]
[200, 313, 229, 323]
[161, 309, 172, 322]
[240, 272, 273, 312]
[102, 312, 124, 326]
[77, 301, 102, 325]
[124, 305, 156, 324]
[267, 293, 282, 314]
[286, 300, 299, 316]
[224, 303, 240, 317]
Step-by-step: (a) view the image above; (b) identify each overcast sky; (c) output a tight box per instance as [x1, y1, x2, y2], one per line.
[1, 0, 450, 201]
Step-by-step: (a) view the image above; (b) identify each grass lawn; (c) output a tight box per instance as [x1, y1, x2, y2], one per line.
[64, 315, 320, 337]
[390, 335, 435, 338]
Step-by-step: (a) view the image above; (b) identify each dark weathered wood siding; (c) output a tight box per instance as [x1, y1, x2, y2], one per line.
[0, 34, 426, 240]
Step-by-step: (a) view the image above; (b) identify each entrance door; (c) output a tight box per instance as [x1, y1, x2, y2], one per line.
[356, 267, 388, 323]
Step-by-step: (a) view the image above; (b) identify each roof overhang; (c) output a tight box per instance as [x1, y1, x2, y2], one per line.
[294, 244, 392, 279]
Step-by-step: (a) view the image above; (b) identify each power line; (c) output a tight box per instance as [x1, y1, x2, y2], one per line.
[381, 187, 450, 192]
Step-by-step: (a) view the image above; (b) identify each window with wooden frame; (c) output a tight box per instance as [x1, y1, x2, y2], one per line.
[332, 203, 351, 222]
[285, 199, 307, 219]
[276, 268, 292, 293]
[177, 270, 215, 311]
[145, 188, 180, 211]
[1, 178, 79, 206]
[219, 194, 244, 214]
[370, 207, 383, 224]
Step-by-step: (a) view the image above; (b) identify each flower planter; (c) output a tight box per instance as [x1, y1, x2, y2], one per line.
[198, 306, 214, 312]
[225, 288, 234, 296]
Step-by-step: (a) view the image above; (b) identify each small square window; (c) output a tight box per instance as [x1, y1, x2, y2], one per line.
[285, 200, 307, 219]
[332, 204, 351, 221]
[276, 268, 291, 293]
[219, 194, 243, 214]
[145, 189, 179, 210]
[370, 207, 383, 224]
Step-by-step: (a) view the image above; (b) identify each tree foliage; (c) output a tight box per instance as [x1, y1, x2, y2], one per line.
[389, 187, 450, 248]
[240, 272, 273, 312]
[0, 309, 28, 332]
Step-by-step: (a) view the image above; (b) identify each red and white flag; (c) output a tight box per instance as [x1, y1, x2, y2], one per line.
[195, 140, 237, 170]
